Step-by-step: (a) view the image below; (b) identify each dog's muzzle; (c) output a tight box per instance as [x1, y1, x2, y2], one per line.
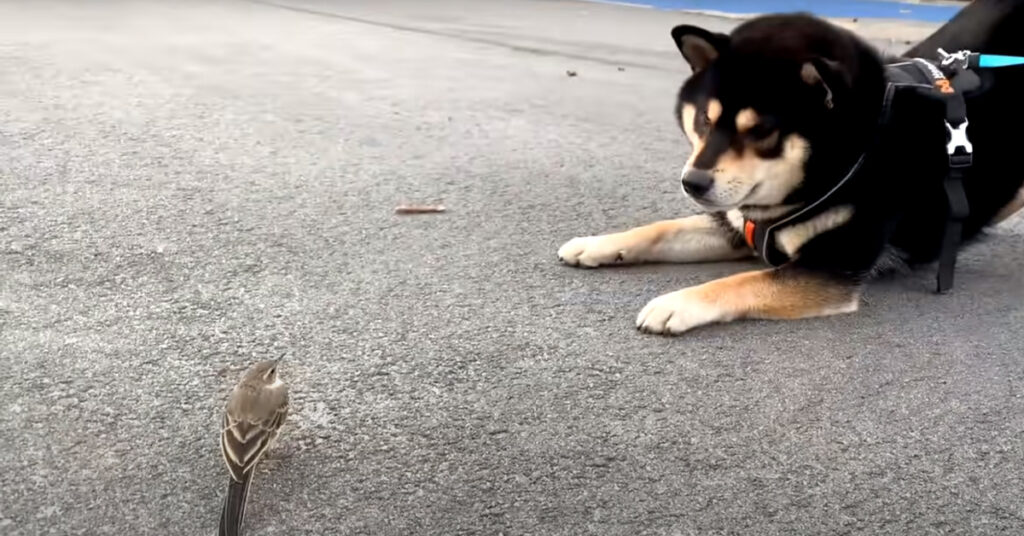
[681, 168, 714, 198]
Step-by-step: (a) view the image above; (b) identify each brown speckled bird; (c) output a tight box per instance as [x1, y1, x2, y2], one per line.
[218, 358, 289, 536]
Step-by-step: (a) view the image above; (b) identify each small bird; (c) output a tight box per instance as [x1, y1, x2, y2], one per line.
[219, 358, 289, 536]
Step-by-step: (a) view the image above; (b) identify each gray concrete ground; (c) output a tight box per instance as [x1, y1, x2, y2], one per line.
[2, 0, 1023, 534]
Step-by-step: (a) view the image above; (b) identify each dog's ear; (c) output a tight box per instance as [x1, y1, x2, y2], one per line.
[671, 25, 729, 73]
[800, 58, 847, 110]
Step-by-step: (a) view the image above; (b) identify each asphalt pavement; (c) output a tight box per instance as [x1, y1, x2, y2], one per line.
[2, 1, 1023, 535]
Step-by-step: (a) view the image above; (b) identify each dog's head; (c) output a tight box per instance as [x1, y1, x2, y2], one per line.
[671, 15, 883, 212]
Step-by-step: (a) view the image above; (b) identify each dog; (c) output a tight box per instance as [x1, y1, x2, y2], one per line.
[558, 0, 1024, 335]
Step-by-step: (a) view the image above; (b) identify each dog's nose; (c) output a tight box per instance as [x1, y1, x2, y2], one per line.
[681, 169, 714, 197]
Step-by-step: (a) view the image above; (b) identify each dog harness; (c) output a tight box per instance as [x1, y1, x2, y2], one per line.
[743, 50, 1023, 293]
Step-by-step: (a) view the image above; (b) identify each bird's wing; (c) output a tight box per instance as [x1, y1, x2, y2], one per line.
[269, 400, 288, 435]
[220, 411, 281, 482]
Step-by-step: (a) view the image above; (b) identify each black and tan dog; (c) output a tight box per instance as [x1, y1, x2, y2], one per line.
[558, 0, 1024, 335]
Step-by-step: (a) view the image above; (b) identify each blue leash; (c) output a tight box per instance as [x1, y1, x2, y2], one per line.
[976, 54, 1024, 68]
[938, 48, 1024, 69]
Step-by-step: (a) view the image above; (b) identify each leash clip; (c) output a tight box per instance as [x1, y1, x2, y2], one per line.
[938, 48, 972, 70]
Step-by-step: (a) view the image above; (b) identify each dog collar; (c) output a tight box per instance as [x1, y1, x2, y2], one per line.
[742, 219, 787, 267]
[740, 150, 869, 268]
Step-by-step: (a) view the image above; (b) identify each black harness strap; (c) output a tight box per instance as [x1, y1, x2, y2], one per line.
[938, 118, 971, 293]
[743, 151, 869, 266]
[907, 57, 975, 293]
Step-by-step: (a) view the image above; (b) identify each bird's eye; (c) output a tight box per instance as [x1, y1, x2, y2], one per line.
[701, 111, 712, 127]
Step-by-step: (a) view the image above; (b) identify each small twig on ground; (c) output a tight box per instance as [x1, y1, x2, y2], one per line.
[394, 204, 446, 214]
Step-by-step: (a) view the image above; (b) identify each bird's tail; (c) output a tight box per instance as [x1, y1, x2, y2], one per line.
[218, 472, 254, 536]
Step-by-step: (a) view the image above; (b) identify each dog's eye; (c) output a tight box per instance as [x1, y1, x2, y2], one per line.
[701, 111, 713, 127]
[747, 123, 776, 140]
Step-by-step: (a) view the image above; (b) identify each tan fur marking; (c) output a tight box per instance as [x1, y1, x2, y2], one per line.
[706, 133, 809, 206]
[557, 214, 750, 267]
[801, 62, 823, 85]
[696, 269, 860, 320]
[774, 205, 854, 257]
[735, 108, 759, 132]
[993, 187, 1024, 224]
[706, 98, 722, 124]
[680, 104, 703, 151]
[801, 62, 834, 109]
[682, 104, 806, 208]
[636, 268, 861, 334]
[681, 35, 721, 73]
[681, 100, 721, 168]
[681, 103, 707, 170]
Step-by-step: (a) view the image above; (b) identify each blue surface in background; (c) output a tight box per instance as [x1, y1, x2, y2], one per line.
[603, 0, 963, 22]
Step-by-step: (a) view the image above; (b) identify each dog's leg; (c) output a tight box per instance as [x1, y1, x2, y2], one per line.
[993, 187, 1024, 224]
[636, 267, 860, 335]
[558, 213, 749, 268]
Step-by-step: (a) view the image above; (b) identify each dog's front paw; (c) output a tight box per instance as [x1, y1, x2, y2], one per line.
[636, 288, 724, 335]
[557, 235, 631, 268]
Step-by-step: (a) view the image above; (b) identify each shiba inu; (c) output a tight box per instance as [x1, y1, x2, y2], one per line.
[559, 0, 1024, 335]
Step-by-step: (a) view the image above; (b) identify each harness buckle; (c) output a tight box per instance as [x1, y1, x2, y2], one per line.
[944, 119, 972, 165]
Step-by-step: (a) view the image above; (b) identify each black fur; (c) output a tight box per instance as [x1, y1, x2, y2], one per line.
[673, 0, 1024, 282]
